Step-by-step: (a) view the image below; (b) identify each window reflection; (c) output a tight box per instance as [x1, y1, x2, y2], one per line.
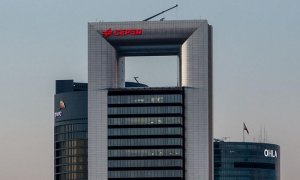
[109, 149, 182, 157]
[108, 117, 182, 125]
[108, 127, 182, 136]
[108, 138, 182, 146]
[55, 122, 88, 180]
[108, 169, 183, 178]
[108, 94, 182, 104]
[108, 106, 182, 115]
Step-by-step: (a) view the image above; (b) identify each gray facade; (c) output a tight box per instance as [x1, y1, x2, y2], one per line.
[88, 20, 213, 180]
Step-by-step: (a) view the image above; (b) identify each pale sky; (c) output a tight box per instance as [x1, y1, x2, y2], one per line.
[0, 0, 299, 179]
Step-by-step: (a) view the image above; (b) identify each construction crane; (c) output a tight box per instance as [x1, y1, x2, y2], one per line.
[143, 4, 178, 21]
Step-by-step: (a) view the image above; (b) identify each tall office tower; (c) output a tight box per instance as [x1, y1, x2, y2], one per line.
[54, 80, 88, 180]
[88, 20, 213, 180]
[214, 141, 280, 180]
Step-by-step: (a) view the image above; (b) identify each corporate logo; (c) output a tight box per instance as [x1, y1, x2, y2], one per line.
[55, 100, 66, 118]
[102, 28, 143, 38]
[264, 149, 278, 158]
[59, 100, 66, 110]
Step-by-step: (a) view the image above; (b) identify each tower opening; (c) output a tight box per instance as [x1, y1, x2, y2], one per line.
[125, 56, 179, 87]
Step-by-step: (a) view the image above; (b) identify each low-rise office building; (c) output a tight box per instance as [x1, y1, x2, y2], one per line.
[214, 141, 280, 180]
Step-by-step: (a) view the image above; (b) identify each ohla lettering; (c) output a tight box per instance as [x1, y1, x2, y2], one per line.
[264, 149, 277, 158]
[102, 28, 143, 38]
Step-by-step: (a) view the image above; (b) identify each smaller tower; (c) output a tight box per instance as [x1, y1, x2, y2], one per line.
[54, 80, 88, 180]
[214, 141, 280, 180]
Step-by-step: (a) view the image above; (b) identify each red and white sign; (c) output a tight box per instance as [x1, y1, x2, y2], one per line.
[102, 28, 143, 38]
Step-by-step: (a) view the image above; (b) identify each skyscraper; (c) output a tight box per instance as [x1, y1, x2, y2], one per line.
[88, 20, 213, 180]
[54, 80, 88, 180]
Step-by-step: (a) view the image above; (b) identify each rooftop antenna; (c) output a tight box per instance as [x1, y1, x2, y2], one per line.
[264, 125, 268, 143]
[143, 4, 178, 21]
[134, 77, 140, 83]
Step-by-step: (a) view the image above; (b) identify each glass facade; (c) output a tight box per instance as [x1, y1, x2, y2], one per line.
[108, 88, 184, 180]
[55, 123, 88, 180]
[214, 141, 280, 180]
[55, 80, 88, 180]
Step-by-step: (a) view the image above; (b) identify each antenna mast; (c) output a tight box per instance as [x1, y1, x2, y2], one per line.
[134, 77, 140, 83]
[143, 4, 178, 21]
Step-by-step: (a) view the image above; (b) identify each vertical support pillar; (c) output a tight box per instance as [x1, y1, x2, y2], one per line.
[88, 23, 118, 180]
[181, 21, 213, 180]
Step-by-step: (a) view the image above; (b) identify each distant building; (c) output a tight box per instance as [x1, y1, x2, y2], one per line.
[54, 80, 147, 180]
[214, 141, 280, 180]
[54, 80, 88, 180]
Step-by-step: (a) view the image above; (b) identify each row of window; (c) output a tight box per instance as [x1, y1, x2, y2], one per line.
[108, 170, 183, 178]
[108, 94, 182, 104]
[108, 159, 183, 168]
[108, 117, 182, 125]
[214, 169, 276, 178]
[108, 149, 182, 157]
[55, 123, 87, 134]
[216, 143, 279, 151]
[215, 159, 276, 166]
[56, 140, 87, 150]
[215, 149, 276, 156]
[56, 156, 87, 165]
[56, 173, 87, 180]
[56, 148, 87, 157]
[108, 106, 182, 115]
[108, 138, 183, 147]
[108, 127, 183, 136]
[56, 165, 87, 173]
[55, 132, 87, 142]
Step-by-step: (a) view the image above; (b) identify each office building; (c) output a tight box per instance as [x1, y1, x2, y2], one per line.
[54, 80, 147, 180]
[54, 80, 88, 180]
[214, 141, 280, 180]
[107, 87, 184, 179]
[88, 20, 213, 179]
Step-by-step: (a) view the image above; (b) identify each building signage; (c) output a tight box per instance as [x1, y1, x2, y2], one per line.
[59, 100, 66, 110]
[55, 100, 66, 118]
[54, 111, 62, 118]
[102, 28, 143, 38]
[264, 149, 277, 158]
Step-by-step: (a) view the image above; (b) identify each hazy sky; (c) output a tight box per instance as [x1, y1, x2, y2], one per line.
[0, 0, 299, 179]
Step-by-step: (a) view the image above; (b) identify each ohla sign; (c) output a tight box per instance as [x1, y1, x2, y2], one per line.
[102, 28, 143, 38]
[264, 149, 278, 158]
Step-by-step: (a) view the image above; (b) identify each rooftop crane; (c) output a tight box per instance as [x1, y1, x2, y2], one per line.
[143, 4, 178, 21]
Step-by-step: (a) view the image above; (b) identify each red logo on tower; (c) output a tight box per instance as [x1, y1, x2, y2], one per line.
[102, 28, 143, 38]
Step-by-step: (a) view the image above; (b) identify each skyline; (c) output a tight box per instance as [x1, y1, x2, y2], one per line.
[0, 0, 300, 179]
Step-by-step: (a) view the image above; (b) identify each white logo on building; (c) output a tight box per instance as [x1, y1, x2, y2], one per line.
[264, 149, 277, 158]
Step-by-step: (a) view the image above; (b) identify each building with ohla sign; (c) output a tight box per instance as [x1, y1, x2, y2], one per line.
[214, 140, 280, 180]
